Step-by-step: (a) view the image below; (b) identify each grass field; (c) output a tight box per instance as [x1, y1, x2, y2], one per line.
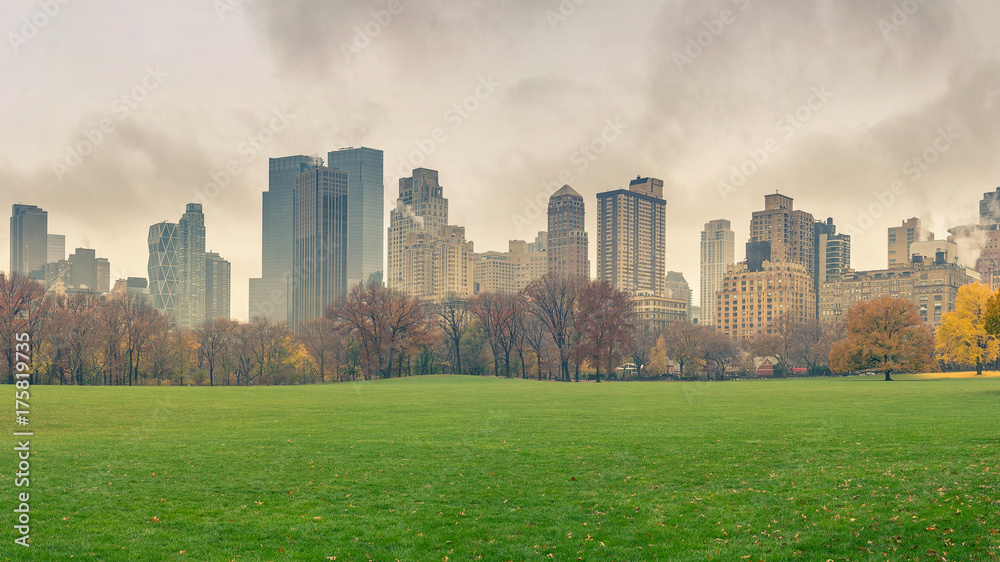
[2, 374, 999, 560]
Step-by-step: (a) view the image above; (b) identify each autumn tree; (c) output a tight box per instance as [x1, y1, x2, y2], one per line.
[297, 315, 342, 383]
[195, 318, 237, 386]
[936, 283, 999, 376]
[701, 331, 742, 380]
[660, 321, 713, 378]
[829, 296, 934, 380]
[0, 273, 50, 383]
[470, 292, 525, 377]
[333, 282, 432, 379]
[435, 294, 470, 375]
[790, 319, 844, 375]
[576, 280, 637, 382]
[524, 275, 582, 382]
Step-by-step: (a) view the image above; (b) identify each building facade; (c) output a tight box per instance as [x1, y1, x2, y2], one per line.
[291, 167, 349, 331]
[634, 292, 689, 331]
[400, 225, 475, 300]
[327, 147, 384, 288]
[700, 219, 735, 328]
[596, 176, 667, 295]
[748, 194, 816, 278]
[888, 217, 933, 269]
[148, 203, 218, 328]
[548, 185, 590, 280]
[715, 261, 815, 343]
[47, 234, 65, 265]
[10, 204, 47, 277]
[820, 263, 980, 330]
[473, 233, 548, 294]
[388, 168, 450, 291]
[250, 155, 324, 322]
[205, 252, 231, 321]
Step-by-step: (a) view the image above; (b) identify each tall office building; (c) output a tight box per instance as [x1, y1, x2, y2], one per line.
[68, 248, 97, 291]
[178, 204, 207, 328]
[148, 222, 180, 318]
[665, 271, 692, 311]
[596, 176, 667, 295]
[400, 225, 475, 299]
[205, 252, 232, 321]
[47, 234, 65, 265]
[748, 193, 816, 276]
[474, 234, 548, 294]
[548, 185, 590, 280]
[148, 204, 210, 328]
[328, 147, 384, 288]
[700, 219, 735, 327]
[10, 204, 47, 277]
[980, 187, 1000, 224]
[716, 261, 815, 343]
[888, 217, 933, 269]
[815, 218, 850, 281]
[387, 168, 450, 290]
[96, 258, 110, 293]
[250, 155, 324, 322]
[290, 167, 349, 331]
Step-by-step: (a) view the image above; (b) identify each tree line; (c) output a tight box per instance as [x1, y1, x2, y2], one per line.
[2, 271, 999, 385]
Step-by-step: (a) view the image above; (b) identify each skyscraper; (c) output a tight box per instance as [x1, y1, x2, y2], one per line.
[888, 217, 933, 269]
[387, 168, 449, 290]
[10, 204, 47, 277]
[148, 204, 210, 328]
[747, 193, 816, 276]
[250, 155, 324, 322]
[178, 204, 207, 328]
[327, 147, 384, 288]
[290, 166, 349, 331]
[596, 176, 666, 295]
[47, 234, 65, 265]
[205, 252, 232, 321]
[148, 222, 180, 318]
[700, 219, 735, 328]
[548, 185, 589, 280]
[980, 187, 1000, 224]
[815, 218, 850, 285]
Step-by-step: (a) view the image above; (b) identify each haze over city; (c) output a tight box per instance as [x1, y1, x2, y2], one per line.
[3, 0, 1000, 320]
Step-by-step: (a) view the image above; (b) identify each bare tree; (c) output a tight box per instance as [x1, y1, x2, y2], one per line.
[196, 318, 237, 386]
[0, 273, 49, 384]
[524, 275, 582, 382]
[576, 280, 637, 382]
[435, 294, 470, 374]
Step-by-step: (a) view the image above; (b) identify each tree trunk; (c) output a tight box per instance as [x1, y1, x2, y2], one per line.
[976, 358, 983, 376]
[884, 370, 893, 381]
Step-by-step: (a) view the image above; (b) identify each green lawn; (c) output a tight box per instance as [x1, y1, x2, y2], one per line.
[2, 375, 999, 560]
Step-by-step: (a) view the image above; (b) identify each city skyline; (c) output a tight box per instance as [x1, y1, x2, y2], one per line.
[3, 1, 1000, 320]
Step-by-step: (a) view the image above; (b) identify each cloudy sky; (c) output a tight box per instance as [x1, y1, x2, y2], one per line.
[3, 0, 1000, 320]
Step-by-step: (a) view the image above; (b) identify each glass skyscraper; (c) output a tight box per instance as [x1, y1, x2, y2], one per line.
[290, 166, 349, 332]
[250, 155, 324, 322]
[148, 204, 209, 328]
[327, 147, 384, 289]
[10, 204, 48, 277]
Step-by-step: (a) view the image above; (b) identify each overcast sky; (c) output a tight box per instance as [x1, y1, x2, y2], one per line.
[3, 0, 1000, 320]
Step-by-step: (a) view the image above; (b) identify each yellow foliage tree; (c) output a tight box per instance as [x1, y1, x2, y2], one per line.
[935, 283, 999, 376]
